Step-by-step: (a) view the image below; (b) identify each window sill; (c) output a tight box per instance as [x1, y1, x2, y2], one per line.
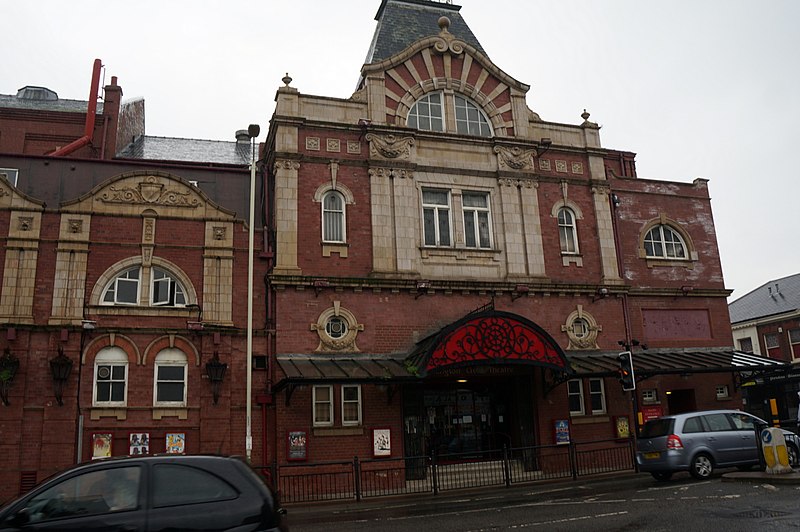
[322, 242, 349, 258]
[571, 415, 610, 425]
[644, 258, 695, 270]
[90, 408, 128, 421]
[89, 305, 198, 319]
[420, 247, 501, 262]
[153, 408, 188, 420]
[561, 253, 583, 267]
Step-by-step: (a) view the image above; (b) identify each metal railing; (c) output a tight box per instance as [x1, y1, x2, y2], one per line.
[255, 438, 634, 504]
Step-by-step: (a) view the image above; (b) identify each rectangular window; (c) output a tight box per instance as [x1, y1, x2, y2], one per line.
[642, 389, 658, 403]
[341, 385, 362, 426]
[716, 385, 730, 399]
[95, 364, 126, 404]
[0, 168, 18, 187]
[313, 385, 334, 427]
[462, 192, 492, 249]
[156, 365, 186, 404]
[567, 380, 584, 416]
[764, 332, 781, 357]
[789, 329, 800, 359]
[589, 378, 606, 414]
[738, 337, 754, 353]
[422, 188, 451, 247]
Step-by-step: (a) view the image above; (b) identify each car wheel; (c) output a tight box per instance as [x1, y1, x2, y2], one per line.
[788, 444, 799, 467]
[690, 453, 714, 479]
[650, 471, 673, 481]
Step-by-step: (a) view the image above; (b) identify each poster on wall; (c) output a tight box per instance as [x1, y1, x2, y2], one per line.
[641, 405, 663, 423]
[92, 433, 112, 459]
[554, 419, 570, 445]
[372, 428, 391, 457]
[165, 433, 186, 454]
[615, 416, 631, 439]
[288, 431, 307, 461]
[129, 433, 150, 455]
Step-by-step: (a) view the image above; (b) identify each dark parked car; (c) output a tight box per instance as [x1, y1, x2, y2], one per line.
[636, 409, 800, 481]
[0, 454, 287, 531]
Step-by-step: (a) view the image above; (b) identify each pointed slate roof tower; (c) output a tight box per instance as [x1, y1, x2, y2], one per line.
[364, 0, 486, 64]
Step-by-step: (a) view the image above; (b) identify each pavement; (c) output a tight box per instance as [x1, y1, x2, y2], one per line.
[722, 469, 800, 484]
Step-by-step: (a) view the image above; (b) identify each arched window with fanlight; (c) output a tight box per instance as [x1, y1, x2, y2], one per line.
[644, 224, 687, 259]
[322, 190, 346, 243]
[557, 207, 579, 254]
[100, 263, 191, 308]
[407, 93, 444, 132]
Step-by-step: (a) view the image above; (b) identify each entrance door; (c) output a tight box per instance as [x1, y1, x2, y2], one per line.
[666, 389, 697, 414]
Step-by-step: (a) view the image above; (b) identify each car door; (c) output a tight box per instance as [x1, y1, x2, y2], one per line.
[700, 413, 740, 465]
[0, 464, 146, 532]
[726, 412, 760, 463]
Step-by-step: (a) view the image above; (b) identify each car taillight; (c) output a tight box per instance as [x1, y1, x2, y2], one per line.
[666, 434, 683, 450]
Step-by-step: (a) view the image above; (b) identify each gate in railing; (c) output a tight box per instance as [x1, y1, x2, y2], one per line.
[256, 438, 635, 504]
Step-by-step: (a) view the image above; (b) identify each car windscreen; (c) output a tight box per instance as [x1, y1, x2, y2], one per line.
[640, 418, 674, 438]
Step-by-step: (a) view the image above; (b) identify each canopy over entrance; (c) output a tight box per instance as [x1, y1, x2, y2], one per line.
[405, 309, 572, 378]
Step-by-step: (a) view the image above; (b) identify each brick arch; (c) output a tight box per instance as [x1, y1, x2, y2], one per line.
[142, 335, 200, 367]
[81, 333, 140, 366]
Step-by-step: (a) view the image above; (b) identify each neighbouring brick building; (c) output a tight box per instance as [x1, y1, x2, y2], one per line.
[261, 0, 784, 470]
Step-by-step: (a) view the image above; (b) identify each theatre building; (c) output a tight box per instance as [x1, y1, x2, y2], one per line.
[262, 0, 780, 469]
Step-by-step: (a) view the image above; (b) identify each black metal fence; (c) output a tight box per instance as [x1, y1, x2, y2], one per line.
[256, 438, 635, 504]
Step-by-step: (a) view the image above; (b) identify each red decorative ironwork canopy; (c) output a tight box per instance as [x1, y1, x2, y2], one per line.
[405, 310, 571, 377]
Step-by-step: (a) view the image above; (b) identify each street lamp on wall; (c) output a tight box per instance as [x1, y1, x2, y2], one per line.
[0, 347, 20, 406]
[49, 346, 73, 406]
[205, 351, 227, 405]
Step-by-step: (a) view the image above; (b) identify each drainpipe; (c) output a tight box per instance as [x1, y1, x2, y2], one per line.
[50, 59, 102, 157]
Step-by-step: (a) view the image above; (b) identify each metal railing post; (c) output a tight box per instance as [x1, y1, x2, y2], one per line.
[503, 445, 512, 487]
[431, 451, 439, 495]
[569, 440, 578, 480]
[354, 456, 362, 501]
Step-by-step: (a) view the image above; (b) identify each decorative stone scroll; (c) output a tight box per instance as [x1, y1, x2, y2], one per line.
[494, 145, 536, 171]
[365, 134, 415, 160]
[100, 176, 199, 208]
[368, 167, 414, 180]
[432, 16, 466, 56]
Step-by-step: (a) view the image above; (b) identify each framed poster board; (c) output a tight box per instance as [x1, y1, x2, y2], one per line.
[614, 416, 631, 439]
[92, 433, 112, 459]
[166, 433, 185, 454]
[372, 428, 391, 457]
[554, 419, 570, 445]
[129, 432, 150, 455]
[287, 430, 307, 461]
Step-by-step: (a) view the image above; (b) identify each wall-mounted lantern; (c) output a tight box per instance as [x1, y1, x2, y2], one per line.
[0, 347, 20, 406]
[49, 347, 73, 406]
[205, 351, 227, 405]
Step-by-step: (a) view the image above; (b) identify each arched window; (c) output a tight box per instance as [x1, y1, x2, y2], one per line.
[101, 265, 189, 307]
[407, 93, 444, 132]
[322, 191, 346, 243]
[93, 347, 128, 407]
[454, 95, 492, 137]
[153, 349, 187, 407]
[644, 225, 687, 259]
[557, 207, 579, 254]
[407, 92, 493, 137]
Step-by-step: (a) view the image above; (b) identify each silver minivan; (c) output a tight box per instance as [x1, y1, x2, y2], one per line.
[636, 409, 800, 480]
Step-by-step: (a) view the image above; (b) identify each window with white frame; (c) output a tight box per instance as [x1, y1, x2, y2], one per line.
[151, 267, 186, 307]
[153, 349, 187, 407]
[642, 389, 658, 403]
[422, 188, 452, 247]
[568, 380, 584, 415]
[313, 385, 334, 426]
[790, 329, 800, 359]
[643, 225, 687, 259]
[407, 92, 444, 132]
[0, 168, 19, 187]
[325, 316, 348, 340]
[102, 267, 141, 305]
[716, 385, 730, 399]
[94, 347, 128, 406]
[589, 378, 606, 414]
[557, 207, 579, 254]
[462, 192, 492, 249]
[322, 190, 346, 243]
[454, 95, 492, 137]
[342, 385, 362, 426]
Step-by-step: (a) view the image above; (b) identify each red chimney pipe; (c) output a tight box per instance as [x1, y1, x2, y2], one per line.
[50, 59, 102, 157]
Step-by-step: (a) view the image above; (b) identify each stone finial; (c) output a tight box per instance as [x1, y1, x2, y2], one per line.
[438, 16, 451, 32]
[282, 73, 292, 86]
[581, 109, 591, 122]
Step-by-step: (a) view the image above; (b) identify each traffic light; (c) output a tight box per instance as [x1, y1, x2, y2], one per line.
[618, 351, 635, 391]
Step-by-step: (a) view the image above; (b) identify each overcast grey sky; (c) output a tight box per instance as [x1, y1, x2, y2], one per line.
[2, 0, 798, 300]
